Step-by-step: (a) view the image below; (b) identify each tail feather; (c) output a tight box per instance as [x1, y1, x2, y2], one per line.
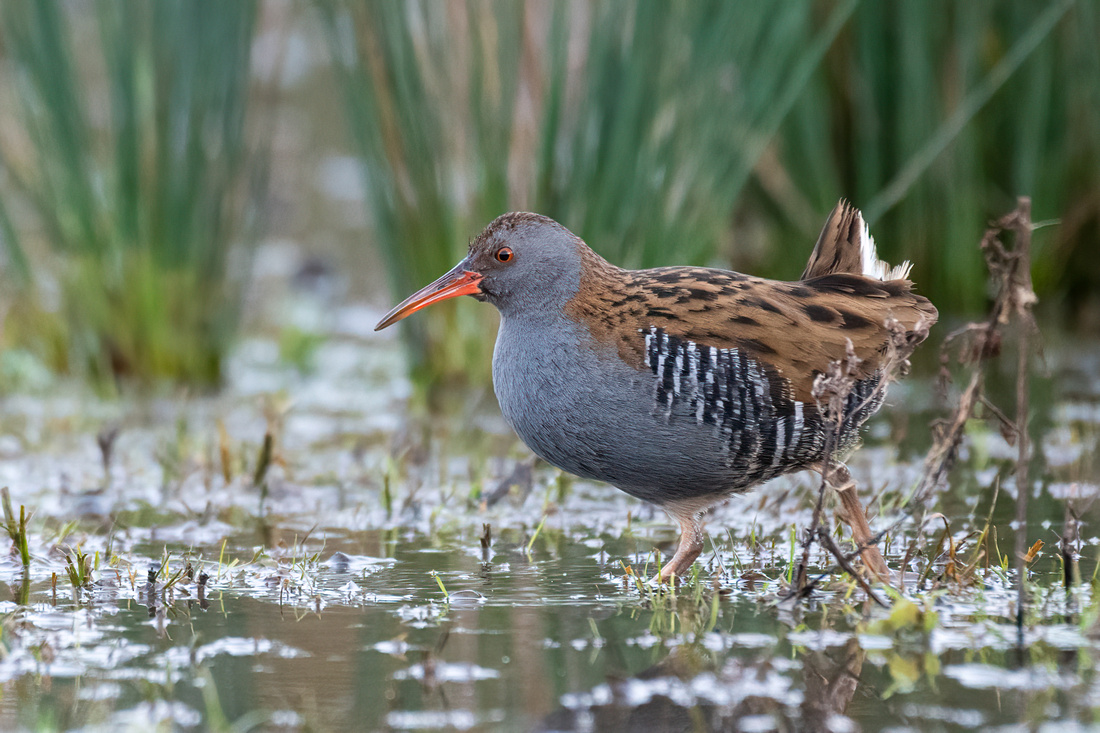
[801, 200, 911, 282]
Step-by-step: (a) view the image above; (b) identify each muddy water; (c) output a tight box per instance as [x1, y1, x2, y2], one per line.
[0, 317, 1098, 731]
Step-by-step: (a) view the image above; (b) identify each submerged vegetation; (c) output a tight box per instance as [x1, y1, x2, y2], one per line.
[0, 195, 1092, 728]
[0, 310, 1095, 727]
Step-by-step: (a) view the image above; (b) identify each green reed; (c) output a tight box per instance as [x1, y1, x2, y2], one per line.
[0, 0, 268, 388]
[324, 1, 1099, 386]
[321, 0, 852, 384]
[766, 0, 1095, 313]
[1, 487, 30, 568]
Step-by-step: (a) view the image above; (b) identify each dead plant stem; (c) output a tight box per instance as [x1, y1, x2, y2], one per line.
[1012, 197, 1033, 641]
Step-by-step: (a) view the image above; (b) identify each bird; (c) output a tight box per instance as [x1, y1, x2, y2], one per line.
[375, 201, 937, 582]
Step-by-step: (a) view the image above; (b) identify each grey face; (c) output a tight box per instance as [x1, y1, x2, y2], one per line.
[374, 212, 586, 332]
[463, 213, 585, 319]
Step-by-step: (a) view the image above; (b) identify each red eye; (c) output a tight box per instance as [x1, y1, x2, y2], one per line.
[495, 247, 513, 263]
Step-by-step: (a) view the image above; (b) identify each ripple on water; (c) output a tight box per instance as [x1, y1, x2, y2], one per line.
[945, 663, 1078, 691]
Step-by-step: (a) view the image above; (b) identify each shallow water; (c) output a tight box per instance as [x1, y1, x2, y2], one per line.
[1, 310, 1099, 732]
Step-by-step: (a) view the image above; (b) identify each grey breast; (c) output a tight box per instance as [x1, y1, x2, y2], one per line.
[491, 316, 838, 505]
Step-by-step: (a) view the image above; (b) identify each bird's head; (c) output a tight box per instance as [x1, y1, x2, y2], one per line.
[374, 213, 590, 330]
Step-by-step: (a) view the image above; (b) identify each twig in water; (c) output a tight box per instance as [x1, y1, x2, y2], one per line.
[793, 314, 928, 596]
[817, 525, 887, 608]
[795, 340, 868, 592]
[480, 523, 492, 563]
[1062, 501, 1081, 591]
[97, 424, 121, 486]
[252, 430, 274, 488]
[851, 198, 1041, 619]
[983, 199, 1038, 641]
[217, 420, 233, 484]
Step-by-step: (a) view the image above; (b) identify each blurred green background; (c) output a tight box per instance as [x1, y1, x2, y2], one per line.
[0, 0, 1096, 391]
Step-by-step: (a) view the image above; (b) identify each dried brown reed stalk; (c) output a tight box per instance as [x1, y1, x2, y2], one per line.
[914, 200, 1038, 507]
[921, 199, 1037, 632]
[836, 198, 1039, 618]
[791, 313, 932, 600]
[792, 198, 1040, 609]
[1062, 502, 1080, 590]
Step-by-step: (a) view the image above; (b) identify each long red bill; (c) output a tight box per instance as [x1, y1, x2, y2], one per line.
[374, 264, 483, 331]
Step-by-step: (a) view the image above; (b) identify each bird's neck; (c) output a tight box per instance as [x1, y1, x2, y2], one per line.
[493, 248, 624, 365]
[560, 250, 636, 353]
[493, 245, 622, 327]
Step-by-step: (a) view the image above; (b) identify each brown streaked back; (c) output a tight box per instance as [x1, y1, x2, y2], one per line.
[565, 204, 937, 403]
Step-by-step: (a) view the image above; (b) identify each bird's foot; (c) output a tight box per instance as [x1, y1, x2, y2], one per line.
[657, 502, 707, 584]
[813, 462, 892, 585]
[656, 556, 698, 585]
[833, 483, 892, 583]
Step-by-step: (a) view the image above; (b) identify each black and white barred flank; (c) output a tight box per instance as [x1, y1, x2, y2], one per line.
[642, 326, 881, 481]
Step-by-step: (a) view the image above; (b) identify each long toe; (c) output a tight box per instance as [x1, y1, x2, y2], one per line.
[657, 514, 706, 583]
[658, 550, 700, 583]
[835, 485, 891, 582]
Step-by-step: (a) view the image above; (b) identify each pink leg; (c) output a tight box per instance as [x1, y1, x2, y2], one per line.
[658, 501, 708, 583]
[813, 462, 891, 582]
